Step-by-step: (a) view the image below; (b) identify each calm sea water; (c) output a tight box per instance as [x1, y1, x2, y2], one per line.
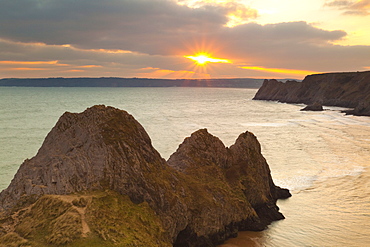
[1, 87, 369, 246]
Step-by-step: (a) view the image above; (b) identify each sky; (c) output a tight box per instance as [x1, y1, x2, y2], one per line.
[0, 0, 369, 79]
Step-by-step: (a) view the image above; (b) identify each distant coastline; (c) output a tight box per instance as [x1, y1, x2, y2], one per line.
[0, 77, 268, 88]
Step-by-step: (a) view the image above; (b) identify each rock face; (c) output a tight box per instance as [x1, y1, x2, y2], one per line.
[0, 105, 290, 246]
[253, 71, 370, 116]
[168, 129, 290, 227]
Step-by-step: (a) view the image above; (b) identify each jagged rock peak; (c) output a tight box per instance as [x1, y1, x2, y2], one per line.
[0, 105, 168, 211]
[168, 129, 229, 171]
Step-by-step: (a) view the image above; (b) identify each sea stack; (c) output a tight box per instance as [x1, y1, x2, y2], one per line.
[0, 105, 290, 246]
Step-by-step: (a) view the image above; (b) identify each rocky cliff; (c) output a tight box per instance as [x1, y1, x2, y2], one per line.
[0, 105, 290, 246]
[253, 71, 370, 116]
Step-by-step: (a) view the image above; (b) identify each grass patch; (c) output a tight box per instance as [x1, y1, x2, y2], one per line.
[0, 232, 29, 247]
[4, 191, 172, 246]
[14, 195, 82, 246]
[86, 191, 171, 247]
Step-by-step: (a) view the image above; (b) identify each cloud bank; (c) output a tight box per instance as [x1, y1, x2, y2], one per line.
[0, 0, 369, 78]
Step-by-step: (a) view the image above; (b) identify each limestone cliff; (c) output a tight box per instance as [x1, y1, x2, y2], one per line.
[253, 71, 370, 116]
[0, 105, 290, 246]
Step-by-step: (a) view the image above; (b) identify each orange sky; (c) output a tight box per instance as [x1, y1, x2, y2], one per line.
[0, 0, 369, 79]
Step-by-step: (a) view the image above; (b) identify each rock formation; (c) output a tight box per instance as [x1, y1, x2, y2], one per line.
[0, 105, 290, 246]
[253, 71, 370, 116]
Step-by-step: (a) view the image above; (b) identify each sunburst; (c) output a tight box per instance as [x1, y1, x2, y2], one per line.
[184, 53, 231, 66]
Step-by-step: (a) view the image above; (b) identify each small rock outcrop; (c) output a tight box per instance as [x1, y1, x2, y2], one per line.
[344, 100, 370, 116]
[253, 71, 370, 116]
[300, 102, 324, 111]
[0, 105, 290, 246]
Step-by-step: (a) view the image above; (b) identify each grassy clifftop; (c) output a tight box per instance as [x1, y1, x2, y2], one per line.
[0, 191, 170, 247]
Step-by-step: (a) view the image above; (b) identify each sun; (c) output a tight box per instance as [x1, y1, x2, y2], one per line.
[184, 53, 231, 66]
[188, 54, 209, 65]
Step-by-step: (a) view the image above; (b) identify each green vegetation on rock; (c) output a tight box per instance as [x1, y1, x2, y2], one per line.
[86, 191, 170, 247]
[1, 191, 170, 247]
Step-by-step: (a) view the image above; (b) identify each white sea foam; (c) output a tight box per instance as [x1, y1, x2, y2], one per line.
[318, 165, 365, 180]
[240, 122, 293, 127]
[274, 175, 319, 192]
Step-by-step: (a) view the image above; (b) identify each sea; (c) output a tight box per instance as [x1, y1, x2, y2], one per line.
[0, 87, 369, 247]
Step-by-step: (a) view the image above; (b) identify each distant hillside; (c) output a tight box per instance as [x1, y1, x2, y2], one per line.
[253, 71, 370, 116]
[0, 77, 264, 88]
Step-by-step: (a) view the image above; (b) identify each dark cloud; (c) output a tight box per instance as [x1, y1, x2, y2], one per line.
[0, 0, 230, 54]
[209, 21, 356, 71]
[225, 21, 346, 44]
[325, 0, 370, 15]
[0, 38, 194, 78]
[0, 39, 181, 68]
